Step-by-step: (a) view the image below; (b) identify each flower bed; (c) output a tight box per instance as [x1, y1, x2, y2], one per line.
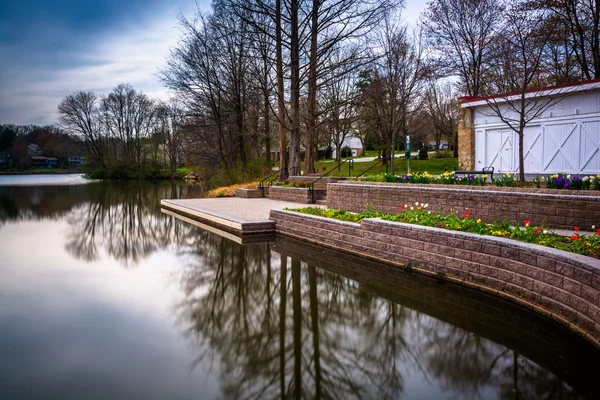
[360, 171, 600, 190]
[290, 203, 600, 259]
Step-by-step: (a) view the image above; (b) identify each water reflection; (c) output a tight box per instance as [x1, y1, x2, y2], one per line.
[174, 233, 599, 399]
[0, 182, 597, 399]
[0, 182, 204, 265]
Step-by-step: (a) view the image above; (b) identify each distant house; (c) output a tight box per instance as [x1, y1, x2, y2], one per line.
[68, 156, 84, 166]
[0, 152, 11, 169]
[428, 140, 449, 151]
[331, 135, 364, 159]
[31, 156, 58, 168]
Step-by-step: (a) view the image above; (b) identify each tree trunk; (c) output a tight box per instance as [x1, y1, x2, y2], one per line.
[304, 0, 319, 175]
[289, 0, 301, 176]
[276, 0, 287, 180]
[390, 137, 395, 175]
[264, 78, 271, 168]
[518, 127, 525, 182]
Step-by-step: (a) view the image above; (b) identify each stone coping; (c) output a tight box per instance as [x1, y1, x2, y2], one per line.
[270, 209, 600, 348]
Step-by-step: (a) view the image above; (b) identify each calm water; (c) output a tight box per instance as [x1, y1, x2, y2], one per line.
[0, 179, 598, 400]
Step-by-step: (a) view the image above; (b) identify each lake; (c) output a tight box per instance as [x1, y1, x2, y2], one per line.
[0, 178, 598, 399]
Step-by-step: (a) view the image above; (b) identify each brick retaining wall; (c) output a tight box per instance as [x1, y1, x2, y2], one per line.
[235, 188, 263, 198]
[270, 209, 600, 347]
[327, 182, 600, 229]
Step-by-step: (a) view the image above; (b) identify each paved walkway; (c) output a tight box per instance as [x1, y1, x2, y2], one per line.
[161, 197, 319, 235]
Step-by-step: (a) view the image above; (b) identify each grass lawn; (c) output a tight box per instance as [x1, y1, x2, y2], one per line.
[307, 156, 458, 177]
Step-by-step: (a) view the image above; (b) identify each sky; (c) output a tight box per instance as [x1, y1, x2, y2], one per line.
[0, 0, 428, 126]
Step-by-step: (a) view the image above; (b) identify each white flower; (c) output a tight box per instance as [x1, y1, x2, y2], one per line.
[543, 230, 549, 234]
[415, 202, 419, 206]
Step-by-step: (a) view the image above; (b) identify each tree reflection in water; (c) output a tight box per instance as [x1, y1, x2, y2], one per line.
[0, 182, 596, 399]
[0, 181, 205, 265]
[174, 235, 596, 400]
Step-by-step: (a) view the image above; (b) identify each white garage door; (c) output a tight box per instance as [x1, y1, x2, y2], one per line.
[476, 117, 600, 175]
[544, 119, 600, 174]
[476, 128, 517, 173]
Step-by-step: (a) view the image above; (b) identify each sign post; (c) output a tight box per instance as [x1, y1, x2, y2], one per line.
[405, 135, 411, 174]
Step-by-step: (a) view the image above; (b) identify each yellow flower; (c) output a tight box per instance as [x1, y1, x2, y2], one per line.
[476, 218, 482, 223]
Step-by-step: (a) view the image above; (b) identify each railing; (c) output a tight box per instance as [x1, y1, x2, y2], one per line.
[258, 167, 298, 196]
[354, 157, 389, 179]
[309, 159, 352, 204]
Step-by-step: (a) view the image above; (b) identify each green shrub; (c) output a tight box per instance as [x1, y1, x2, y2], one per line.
[418, 148, 428, 160]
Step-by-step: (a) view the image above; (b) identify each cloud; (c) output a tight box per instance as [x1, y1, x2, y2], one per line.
[0, 0, 426, 125]
[0, 2, 197, 125]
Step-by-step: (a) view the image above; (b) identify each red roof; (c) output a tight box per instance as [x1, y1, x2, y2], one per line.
[459, 78, 600, 104]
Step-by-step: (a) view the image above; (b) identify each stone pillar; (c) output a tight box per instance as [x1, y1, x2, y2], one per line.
[458, 105, 475, 170]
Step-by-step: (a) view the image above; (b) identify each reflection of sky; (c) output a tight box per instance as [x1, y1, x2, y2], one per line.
[0, 0, 430, 125]
[0, 219, 220, 399]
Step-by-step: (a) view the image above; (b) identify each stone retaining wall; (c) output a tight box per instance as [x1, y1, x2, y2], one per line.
[235, 188, 263, 198]
[270, 209, 600, 347]
[327, 182, 600, 229]
[268, 186, 326, 203]
[288, 176, 349, 188]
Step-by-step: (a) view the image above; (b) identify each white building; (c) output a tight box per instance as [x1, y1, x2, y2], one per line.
[331, 135, 363, 159]
[458, 79, 600, 175]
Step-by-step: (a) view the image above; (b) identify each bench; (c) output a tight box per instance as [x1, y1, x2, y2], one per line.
[448, 166, 495, 180]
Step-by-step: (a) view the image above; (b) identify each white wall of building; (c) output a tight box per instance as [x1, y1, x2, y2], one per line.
[331, 135, 363, 159]
[469, 88, 600, 175]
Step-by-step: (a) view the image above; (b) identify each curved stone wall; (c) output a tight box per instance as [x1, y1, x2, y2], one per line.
[327, 182, 600, 230]
[270, 209, 600, 347]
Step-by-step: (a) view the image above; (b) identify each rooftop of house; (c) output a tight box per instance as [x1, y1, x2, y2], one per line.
[459, 78, 600, 108]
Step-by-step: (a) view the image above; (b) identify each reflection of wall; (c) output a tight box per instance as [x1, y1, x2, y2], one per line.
[273, 235, 600, 398]
[327, 182, 600, 229]
[175, 228, 598, 399]
[270, 210, 600, 351]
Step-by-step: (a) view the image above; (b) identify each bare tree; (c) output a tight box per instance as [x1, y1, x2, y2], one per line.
[529, 0, 600, 79]
[302, 0, 399, 174]
[101, 84, 155, 174]
[423, 80, 457, 156]
[58, 91, 106, 168]
[482, 3, 563, 182]
[423, 0, 504, 97]
[321, 55, 361, 165]
[359, 18, 428, 175]
[155, 101, 185, 176]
